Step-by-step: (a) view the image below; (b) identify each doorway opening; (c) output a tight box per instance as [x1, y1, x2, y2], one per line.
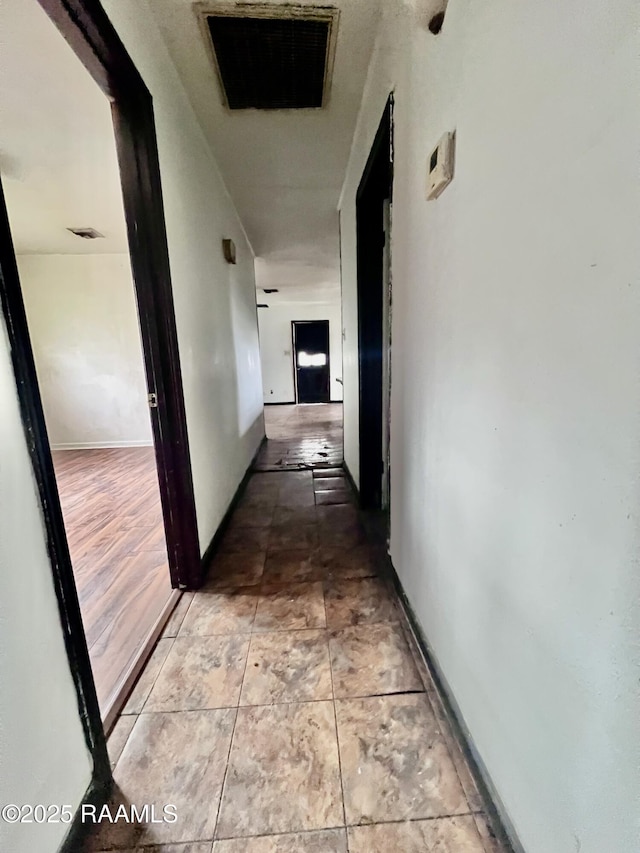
[0, 0, 200, 772]
[255, 303, 344, 471]
[0, 0, 198, 731]
[293, 319, 331, 404]
[356, 96, 394, 511]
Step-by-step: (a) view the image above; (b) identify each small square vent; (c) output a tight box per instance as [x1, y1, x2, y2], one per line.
[196, 4, 339, 110]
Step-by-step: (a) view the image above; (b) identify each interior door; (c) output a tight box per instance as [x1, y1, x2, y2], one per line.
[293, 320, 330, 403]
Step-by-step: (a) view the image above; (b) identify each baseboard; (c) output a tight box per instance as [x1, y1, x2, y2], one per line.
[58, 767, 113, 853]
[201, 436, 267, 576]
[342, 459, 360, 501]
[51, 440, 154, 450]
[263, 400, 343, 406]
[386, 559, 523, 853]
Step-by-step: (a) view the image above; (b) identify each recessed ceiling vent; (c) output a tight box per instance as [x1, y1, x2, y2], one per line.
[67, 227, 104, 239]
[197, 4, 339, 110]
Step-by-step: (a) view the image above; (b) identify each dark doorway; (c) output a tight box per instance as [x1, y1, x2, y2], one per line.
[0, 0, 203, 811]
[356, 96, 393, 510]
[292, 320, 331, 403]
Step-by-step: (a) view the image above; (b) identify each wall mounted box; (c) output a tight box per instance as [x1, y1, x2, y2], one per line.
[426, 131, 455, 200]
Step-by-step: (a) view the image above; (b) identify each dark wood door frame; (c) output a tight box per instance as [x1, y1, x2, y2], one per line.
[356, 95, 394, 509]
[0, 0, 201, 811]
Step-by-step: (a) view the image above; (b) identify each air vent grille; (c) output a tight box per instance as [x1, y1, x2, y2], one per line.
[199, 5, 338, 110]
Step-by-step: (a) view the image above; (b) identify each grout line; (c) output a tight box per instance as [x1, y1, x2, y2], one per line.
[147, 811, 485, 849]
[211, 681, 246, 841]
[324, 587, 348, 830]
[135, 686, 428, 715]
[209, 506, 265, 839]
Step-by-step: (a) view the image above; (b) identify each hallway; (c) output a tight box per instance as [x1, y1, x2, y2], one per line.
[3, 2, 637, 852]
[255, 403, 344, 471]
[99, 462, 503, 852]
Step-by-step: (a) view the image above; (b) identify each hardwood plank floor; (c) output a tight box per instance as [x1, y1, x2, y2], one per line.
[52, 447, 173, 714]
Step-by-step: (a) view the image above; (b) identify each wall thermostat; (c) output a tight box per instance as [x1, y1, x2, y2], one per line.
[426, 131, 455, 200]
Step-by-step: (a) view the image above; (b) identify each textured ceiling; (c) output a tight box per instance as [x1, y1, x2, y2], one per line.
[1, 0, 384, 297]
[147, 0, 382, 300]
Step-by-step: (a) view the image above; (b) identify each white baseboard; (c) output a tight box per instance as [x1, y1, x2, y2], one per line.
[51, 440, 154, 451]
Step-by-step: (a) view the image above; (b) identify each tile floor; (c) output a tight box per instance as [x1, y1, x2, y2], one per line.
[254, 404, 343, 471]
[93, 468, 506, 853]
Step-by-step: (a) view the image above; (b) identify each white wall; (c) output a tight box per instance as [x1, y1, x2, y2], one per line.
[102, 0, 265, 552]
[340, 2, 640, 852]
[258, 300, 343, 403]
[0, 317, 92, 853]
[18, 253, 152, 449]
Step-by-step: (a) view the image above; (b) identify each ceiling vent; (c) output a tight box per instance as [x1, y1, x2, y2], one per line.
[67, 227, 105, 239]
[196, 4, 339, 110]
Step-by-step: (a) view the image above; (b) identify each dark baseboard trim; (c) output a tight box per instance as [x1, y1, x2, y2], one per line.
[201, 436, 267, 577]
[263, 401, 344, 406]
[58, 769, 113, 853]
[342, 459, 360, 503]
[385, 559, 523, 853]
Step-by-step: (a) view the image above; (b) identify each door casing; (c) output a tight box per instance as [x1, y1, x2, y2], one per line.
[356, 95, 394, 510]
[0, 0, 202, 810]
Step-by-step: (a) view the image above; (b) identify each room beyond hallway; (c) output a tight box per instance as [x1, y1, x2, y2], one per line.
[255, 403, 344, 471]
[52, 448, 172, 714]
[97, 466, 504, 852]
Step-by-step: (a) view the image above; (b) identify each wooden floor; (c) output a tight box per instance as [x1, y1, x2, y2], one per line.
[52, 447, 173, 715]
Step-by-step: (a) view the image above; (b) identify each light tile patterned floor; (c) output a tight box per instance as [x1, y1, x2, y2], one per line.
[88, 409, 506, 852]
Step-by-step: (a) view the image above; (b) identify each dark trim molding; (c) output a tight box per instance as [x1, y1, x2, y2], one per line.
[37, 0, 201, 591]
[0, 181, 111, 792]
[386, 559, 522, 853]
[58, 774, 113, 853]
[264, 400, 343, 406]
[342, 459, 360, 503]
[356, 94, 394, 510]
[201, 437, 267, 577]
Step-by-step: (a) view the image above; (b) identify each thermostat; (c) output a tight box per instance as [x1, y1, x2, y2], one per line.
[426, 131, 455, 200]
